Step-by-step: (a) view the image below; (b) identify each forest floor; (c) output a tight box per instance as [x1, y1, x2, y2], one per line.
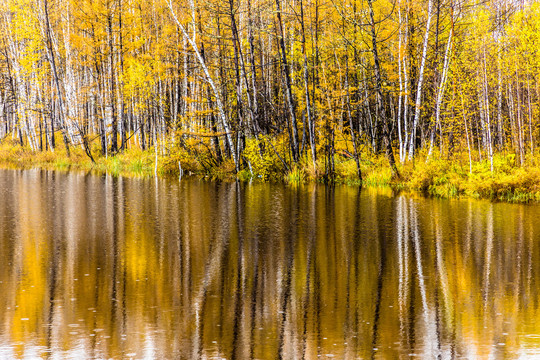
[1, 139, 540, 203]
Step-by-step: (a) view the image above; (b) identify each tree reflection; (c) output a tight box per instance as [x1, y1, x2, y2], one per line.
[0, 170, 539, 359]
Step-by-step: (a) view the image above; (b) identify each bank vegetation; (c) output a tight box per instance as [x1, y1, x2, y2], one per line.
[0, 0, 539, 202]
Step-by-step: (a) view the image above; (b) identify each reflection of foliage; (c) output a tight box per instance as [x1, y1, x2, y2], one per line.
[11, 196, 49, 354]
[1, 173, 540, 358]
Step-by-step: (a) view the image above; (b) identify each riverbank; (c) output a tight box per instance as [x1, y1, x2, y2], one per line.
[1, 139, 539, 203]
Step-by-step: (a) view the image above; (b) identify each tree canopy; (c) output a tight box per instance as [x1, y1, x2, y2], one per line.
[0, 0, 537, 180]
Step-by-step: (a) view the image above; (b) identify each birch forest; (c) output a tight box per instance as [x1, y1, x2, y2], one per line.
[0, 0, 538, 181]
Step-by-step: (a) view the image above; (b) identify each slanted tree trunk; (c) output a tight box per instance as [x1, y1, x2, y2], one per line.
[408, 0, 433, 160]
[168, 0, 239, 172]
[429, 14, 453, 159]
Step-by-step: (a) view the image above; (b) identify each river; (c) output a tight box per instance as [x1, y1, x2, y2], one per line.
[0, 169, 539, 359]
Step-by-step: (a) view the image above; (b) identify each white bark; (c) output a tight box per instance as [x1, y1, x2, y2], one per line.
[482, 46, 494, 172]
[397, 2, 404, 162]
[460, 94, 472, 174]
[408, 0, 434, 160]
[167, 0, 239, 171]
[428, 26, 453, 159]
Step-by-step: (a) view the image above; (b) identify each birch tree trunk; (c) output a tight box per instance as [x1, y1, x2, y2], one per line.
[428, 21, 453, 159]
[41, 0, 71, 156]
[408, 0, 433, 160]
[168, 0, 239, 172]
[300, 0, 317, 171]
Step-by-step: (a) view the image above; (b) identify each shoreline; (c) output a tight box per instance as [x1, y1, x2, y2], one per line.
[2, 140, 540, 204]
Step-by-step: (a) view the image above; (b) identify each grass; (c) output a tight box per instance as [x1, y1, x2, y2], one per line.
[285, 166, 307, 185]
[395, 152, 540, 203]
[2, 137, 540, 203]
[0, 139, 156, 178]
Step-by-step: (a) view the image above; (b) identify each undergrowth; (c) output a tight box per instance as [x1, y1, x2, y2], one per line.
[2, 137, 540, 203]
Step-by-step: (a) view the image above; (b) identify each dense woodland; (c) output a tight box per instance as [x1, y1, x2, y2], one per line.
[0, 0, 538, 181]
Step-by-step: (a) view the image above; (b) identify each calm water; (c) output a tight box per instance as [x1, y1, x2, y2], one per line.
[0, 169, 540, 359]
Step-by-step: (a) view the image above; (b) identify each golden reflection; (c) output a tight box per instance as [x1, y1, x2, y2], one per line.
[0, 170, 539, 358]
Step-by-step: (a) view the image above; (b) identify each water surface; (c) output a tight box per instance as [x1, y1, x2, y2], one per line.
[0, 169, 539, 359]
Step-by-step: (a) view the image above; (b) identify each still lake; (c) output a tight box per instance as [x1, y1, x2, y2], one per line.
[0, 169, 539, 359]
